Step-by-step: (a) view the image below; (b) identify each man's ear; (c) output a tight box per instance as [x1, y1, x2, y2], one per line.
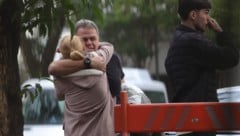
[189, 10, 197, 20]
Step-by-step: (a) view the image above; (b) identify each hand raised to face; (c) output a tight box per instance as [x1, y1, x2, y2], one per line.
[207, 17, 223, 33]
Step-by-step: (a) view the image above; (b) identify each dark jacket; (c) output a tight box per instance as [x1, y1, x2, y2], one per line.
[107, 53, 124, 97]
[165, 25, 239, 102]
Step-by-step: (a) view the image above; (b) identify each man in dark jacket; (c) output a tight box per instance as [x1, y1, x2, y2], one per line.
[165, 0, 239, 135]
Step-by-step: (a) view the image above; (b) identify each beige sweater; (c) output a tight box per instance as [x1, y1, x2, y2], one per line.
[54, 43, 115, 136]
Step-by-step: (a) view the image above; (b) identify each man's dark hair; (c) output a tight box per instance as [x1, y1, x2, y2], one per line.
[178, 0, 212, 20]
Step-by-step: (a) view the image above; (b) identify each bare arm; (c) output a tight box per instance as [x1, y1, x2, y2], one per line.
[48, 42, 113, 76]
[48, 59, 85, 76]
[48, 57, 106, 76]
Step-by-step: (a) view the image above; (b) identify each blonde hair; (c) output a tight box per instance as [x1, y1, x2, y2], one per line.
[59, 35, 84, 60]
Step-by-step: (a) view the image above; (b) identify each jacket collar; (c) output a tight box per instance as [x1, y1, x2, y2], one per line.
[176, 24, 203, 34]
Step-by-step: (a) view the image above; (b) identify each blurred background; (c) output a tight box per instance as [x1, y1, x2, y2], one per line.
[13, 0, 240, 135]
[1, 0, 240, 135]
[18, 0, 240, 102]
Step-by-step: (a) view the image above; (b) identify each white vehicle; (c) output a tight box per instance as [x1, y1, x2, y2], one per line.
[216, 86, 240, 136]
[217, 86, 240, 102]
[123, 67, 168, 103]
[21, 78, 64, 136]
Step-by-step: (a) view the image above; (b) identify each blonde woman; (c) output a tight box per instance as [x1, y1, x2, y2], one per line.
[53, 34, 115, 136]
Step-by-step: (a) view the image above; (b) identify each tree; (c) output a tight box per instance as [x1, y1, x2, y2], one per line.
[101, 0, 178, 75]
[20, 0, 109, 78]
[0, 0, 23, 135]
[0, 0, 109, 135]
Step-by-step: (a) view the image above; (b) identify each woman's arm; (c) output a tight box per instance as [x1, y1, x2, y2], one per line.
[48, 42, 113, 77]
[48, 56, 105, 76]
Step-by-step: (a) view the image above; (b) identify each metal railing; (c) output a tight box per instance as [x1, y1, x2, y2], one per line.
[114, 91, 240, 136]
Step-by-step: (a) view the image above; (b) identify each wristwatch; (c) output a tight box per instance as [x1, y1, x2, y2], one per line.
[83, 57, 91, 69]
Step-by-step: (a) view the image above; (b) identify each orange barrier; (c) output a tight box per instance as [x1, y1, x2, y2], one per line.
[114, 91, 240, 136]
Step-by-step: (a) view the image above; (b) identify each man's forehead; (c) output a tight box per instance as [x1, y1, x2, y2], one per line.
[79, 34, 98, 38]
[77, 27, 97, 32]
[77, 29, 98, 35]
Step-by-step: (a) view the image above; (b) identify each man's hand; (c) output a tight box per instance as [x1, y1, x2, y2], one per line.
[91, 56, 106, 72]
[207, 17, 223, 33]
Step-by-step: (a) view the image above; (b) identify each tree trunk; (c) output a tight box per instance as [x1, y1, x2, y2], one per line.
[20, 23, 65, 78]
[20, 36, 41, 77]
[20, 9, 65, 78]
[0, 0, 23, 136]
[41, 10, 65, 77]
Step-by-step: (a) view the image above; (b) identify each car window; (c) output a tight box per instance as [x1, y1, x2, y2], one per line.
[22, 88, 64, 124]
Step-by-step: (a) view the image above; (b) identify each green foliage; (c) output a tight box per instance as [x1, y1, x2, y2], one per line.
[21, 0, 112, 37]
[102, 0, 178, 67]
[20, 0, 113, 79]
[21, 77, 53, 103]
[21, 0, 56, 36]
[21, 83, 42, 103]
[211, 0, 240, 48]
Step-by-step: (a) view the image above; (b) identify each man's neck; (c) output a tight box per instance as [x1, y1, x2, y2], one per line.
[181, 21, 196, 31]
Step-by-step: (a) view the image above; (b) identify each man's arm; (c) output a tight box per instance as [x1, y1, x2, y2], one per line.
[196, 17, 239, 69]
[96, 42, 114, 64]
[48, 42, 113, 77]
[48, 57, 105, 76]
